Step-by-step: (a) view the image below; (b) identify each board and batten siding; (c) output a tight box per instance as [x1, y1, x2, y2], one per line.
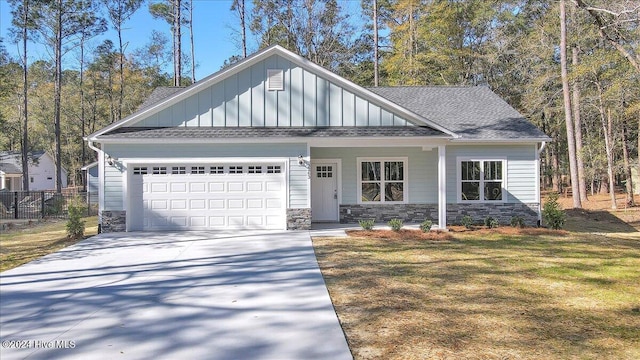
[102, 143, 308, 211]
[130, 54, 412, 129]
[445, 145, 538, 203]
[310, 147, 439, 204]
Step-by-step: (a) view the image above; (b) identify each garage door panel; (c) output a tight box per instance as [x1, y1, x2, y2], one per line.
[209, 182, 224, 192]
[247, 199, 263, 209]
[209, 199, 225, 209]
[228, 182, 244, 192]
[151, 183, 168, 193]
[136, 164, 285, 230]
[228, 199, 244, 209]
[190, 199, 206, 209]
[189, 182, 206, 192]
[246, 182, 263, 192]
[171, 182, 187, 192]
[171, 200, 187, 209]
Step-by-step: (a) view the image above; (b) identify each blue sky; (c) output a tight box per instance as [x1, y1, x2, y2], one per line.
[0, 0, 364, 80]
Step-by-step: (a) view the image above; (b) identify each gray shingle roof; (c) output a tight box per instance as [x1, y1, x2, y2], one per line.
[101, 126, 446, 139]
[0, 162, 22, 174]
[136, 87, 185, 111]
[367, 86, 549, 140]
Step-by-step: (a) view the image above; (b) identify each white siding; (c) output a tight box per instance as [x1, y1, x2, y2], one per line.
[125, 54, 413, 129]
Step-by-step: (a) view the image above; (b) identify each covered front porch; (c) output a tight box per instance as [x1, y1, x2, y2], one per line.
[308, 142, 448, 230]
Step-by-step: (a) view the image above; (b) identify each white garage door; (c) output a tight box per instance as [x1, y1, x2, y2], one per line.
[129, 163, 286, 230]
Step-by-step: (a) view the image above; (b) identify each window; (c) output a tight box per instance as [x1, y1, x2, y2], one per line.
[191, 166, 205, 174]
[459, 159, 504, 202]
[172, 166, 186, 174]
[248, 165, 262, 174]
[316, 165, 333, 178]
[358, 158, 407, 203]
[210, 166, 224, 174]
[267, 165, 282, 174]
[229, 166, 243, 174]
[30, 177, 34, 183]
[133, 167, 148, 175]
[152, 166, 167, 175]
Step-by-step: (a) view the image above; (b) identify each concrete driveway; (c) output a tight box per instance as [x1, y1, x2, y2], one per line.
[0, 231, 352, 360]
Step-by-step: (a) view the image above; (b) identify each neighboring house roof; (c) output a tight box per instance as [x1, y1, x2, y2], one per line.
[100, 126, 446, 140]
[368, 86, 549, 141]
[0, 151, 68, 173]
[136, 87, 184, 111]
[0, 162, 22, 175]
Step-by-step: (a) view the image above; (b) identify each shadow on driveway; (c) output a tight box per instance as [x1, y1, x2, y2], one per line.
[0, 231, 352, 360]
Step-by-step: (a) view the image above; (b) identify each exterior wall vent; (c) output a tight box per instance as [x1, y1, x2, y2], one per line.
[267, 69, 284, 91]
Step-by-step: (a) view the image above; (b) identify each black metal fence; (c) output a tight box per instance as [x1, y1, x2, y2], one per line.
[0, 191, 98, 220]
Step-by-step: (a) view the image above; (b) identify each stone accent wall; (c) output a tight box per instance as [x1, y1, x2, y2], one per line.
[340, 203, 539, 227]
[340, 204, 438, 223]
[287, 208, 312, 230]
[447, 203, 539, 227]
[101, 210, 126, 233]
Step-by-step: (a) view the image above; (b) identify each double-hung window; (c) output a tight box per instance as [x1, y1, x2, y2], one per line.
[358, 158, 407, 203]
[459, 159, 505, 202]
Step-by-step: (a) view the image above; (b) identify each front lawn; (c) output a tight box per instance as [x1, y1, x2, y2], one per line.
[313, 231, 640, 359]
[0, 217, 98, 272]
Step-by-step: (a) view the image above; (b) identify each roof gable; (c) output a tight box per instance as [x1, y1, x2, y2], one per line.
[90, 46, 456, 139]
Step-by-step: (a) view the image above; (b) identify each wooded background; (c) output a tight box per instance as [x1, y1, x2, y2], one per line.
[0, 0, 638, 210]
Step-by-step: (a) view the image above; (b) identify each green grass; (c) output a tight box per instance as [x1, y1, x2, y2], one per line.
[0, 217, 98, 272]
[313, 231, 640, 360]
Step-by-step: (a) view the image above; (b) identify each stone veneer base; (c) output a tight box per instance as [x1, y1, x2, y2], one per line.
[101, 210, 127, 233]
[287, 208, 312, 230]
[340, 203, 540, 227]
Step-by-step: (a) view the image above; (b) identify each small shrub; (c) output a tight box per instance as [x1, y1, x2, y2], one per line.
[420, 219, 433, 233]
[484, 216, 499, 229]
[542, 193, 566, 230]
[510, 216, 526, 228]
[461, 215, 474, 229]
[66, 197, 86, 239]
[358, 219, 375, 231]
[388, 218, 403, 232]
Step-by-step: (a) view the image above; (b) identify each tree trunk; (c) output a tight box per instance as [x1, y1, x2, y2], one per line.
[595, 82, 617, 209]
[173, 0, 182, 86]
[54, 0, 63, 193]
[622, 119, 634, 206]
[373, 0, 379, 87]
[189, 0, 195, 83]
[559, 0, 581, 208]
[80, 35, 86, 188]
[117, 19, 124, 121]
[572, 46, 587, 202]
[21, 0, 29, 192]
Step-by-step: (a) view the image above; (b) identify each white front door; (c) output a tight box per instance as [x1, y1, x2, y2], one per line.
[311, 162, 338, 221]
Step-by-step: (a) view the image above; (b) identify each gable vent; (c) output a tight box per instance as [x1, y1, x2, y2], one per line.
[267, 69, 284, 91]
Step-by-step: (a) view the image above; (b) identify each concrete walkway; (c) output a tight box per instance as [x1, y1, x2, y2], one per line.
[0, 231, 352, 360]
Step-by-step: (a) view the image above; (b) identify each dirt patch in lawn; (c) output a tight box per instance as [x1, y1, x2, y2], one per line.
[314, 232, 640, 360]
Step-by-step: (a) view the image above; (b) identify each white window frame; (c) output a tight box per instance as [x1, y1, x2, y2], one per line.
[456, 157, 507, 203]
[356, 157, 408, 204]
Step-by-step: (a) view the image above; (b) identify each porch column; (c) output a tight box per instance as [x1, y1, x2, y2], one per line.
[438, 145, 447, 229]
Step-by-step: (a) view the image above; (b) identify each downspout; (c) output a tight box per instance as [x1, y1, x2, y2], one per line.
[86, 138, 104, 231]
[536, 141, 547, 226]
